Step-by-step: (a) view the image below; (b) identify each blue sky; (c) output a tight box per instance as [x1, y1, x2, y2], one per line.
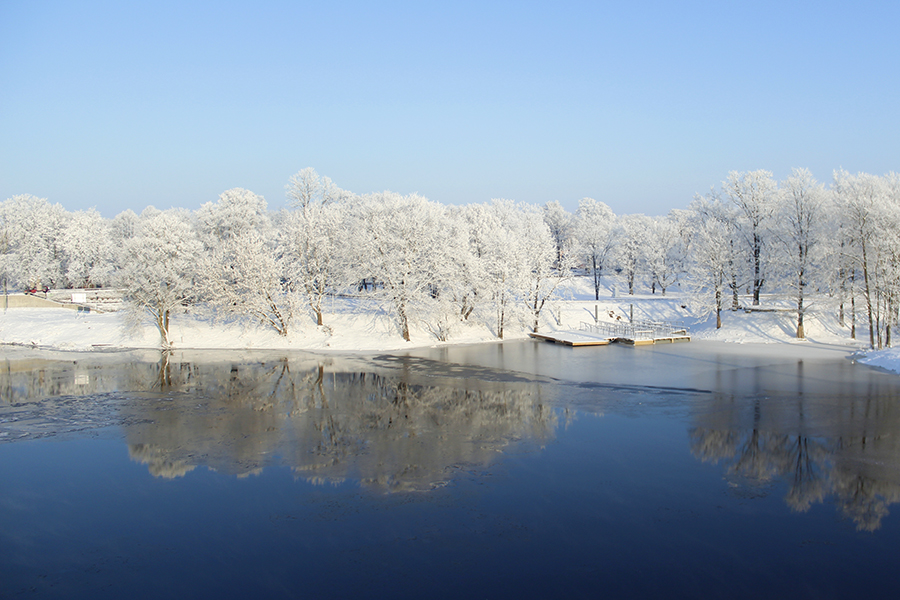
[2, 0, 898, 217]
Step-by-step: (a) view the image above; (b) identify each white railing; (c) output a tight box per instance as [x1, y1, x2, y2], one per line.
[580, 319, 688, 341]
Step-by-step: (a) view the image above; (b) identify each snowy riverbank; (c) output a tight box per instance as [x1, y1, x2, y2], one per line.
[1, 279, 898, 375]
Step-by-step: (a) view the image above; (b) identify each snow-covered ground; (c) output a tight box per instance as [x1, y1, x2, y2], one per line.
[1, 277, 897, 375]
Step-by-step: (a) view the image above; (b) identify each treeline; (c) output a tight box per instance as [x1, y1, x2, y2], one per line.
[1, 167, 898, 348]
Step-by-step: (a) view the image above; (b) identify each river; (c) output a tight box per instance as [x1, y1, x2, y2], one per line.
[2, 340, 899, 599]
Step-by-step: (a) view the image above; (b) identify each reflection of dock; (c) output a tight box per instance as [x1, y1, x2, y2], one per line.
[530, 321, 690, 347]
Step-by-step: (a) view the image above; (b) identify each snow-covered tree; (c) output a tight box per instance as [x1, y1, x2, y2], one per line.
[833, 169, 887, 348]
[3, 195, 68, 288]
[199, 230, 293, 336]
[543, 200, 573, 270]
[573, 198, 616, 300]
[195, 189, 295, 335]
[615, 214, 653, 295]
[773, 168, 829, 338]
[118, 208, 202, 348]
[447, 204, 488, 324]
[286, 167, 348, 209]
[281, 200, 347, 327]
[880, 172, 900, 347]
[61, 208, 112, 288]
[353, 192, 450, 342]
[462, 201, 516, 338]
[518, 202, 571, 332]
[423, 206, 478, 340]
[684, 211, 734, 329]
[0, 198, 18, 298]
[196, 188, 270, 247]
[645, 215, 684, 295]
[723, 170, 777, 306]
[691, 191, 746, 310]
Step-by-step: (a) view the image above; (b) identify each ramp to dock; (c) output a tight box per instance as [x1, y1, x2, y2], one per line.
[2, 294, 79, 310]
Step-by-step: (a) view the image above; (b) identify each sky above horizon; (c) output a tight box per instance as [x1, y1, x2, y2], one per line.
[2, 0, 898, 218]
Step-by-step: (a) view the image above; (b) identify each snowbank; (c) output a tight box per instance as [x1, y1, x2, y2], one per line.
[857, 348, 900, 375]
[0, 278, 876, 362]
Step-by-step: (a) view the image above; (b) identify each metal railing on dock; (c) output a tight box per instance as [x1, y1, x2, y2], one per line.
[580, 320, 690, 343]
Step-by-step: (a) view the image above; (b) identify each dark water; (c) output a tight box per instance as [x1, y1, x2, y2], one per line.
[2, 341, 900, 599]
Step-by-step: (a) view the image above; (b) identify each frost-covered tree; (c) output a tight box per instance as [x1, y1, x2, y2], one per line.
[542, 200, 573, 270]
[3, 194, 68, 288]
[616, 214, 653, 295]
[518, 202, 571, 332]
[354, 192, 450, 342]
[281, 199, 347, 327]
[684, 211, 734, 329]
[723, 170, 777, 305]
[834, 170, 887, 348]
[98, 209, 140, 286]
[286, 167, 348, 209]
[281, 170, 354, 327]
[773, 168, 829, 338]
[691, 191, 746, 310]
[421, 206, 477, 340]
[447, 205, 488, 324]
[61, 208, 112, 288]
[0, 199, 18, 298]
[196, 187, 270, 247]
[195, 189, 294, 335]
[199, 230, 293, 336]
[462, 201, 516, 338]
[880, 173, 900, 347]
[645, 215, 684, 295]
[118, 208, 202, 348]
[573, 198, 616, 300]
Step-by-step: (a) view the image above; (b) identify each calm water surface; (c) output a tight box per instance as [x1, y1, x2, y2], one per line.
[2, 341, 900, 599]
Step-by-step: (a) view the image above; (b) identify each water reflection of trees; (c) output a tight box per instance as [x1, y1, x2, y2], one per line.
[690, 390, 900, 531]
[0, 350, 192, 405]
[122, 355, 556, 491]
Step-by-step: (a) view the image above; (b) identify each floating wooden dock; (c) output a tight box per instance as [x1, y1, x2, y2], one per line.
[530, 321, 690, 347]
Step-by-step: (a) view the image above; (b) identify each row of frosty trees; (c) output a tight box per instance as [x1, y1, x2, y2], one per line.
[1, 167, 898, 349]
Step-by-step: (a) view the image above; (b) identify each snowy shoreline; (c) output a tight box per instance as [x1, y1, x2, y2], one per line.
[2, 288, 897, 376]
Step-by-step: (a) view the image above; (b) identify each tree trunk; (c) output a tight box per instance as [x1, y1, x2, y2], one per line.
[157, 308, 172, 348]
[887, 295, 892, 348]
[861, 244, 875, 348]
[731, 270, 739, 310]
[797, 270, 805, 339]
[398, 302, 410, 342]
[752, 232, 761, 306]
[716, 285, 722, 329]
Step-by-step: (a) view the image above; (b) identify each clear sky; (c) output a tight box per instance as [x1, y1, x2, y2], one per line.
[2, 0, 898, 218]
